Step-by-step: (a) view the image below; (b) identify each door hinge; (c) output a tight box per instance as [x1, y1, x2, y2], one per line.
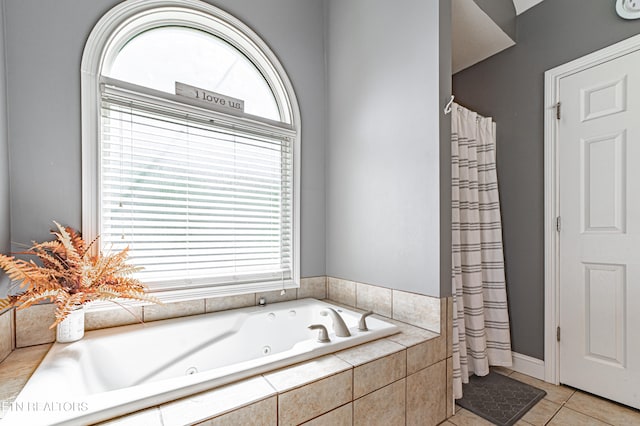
[556, 216, 561, 232]
[555, 102, 561, 120]
[557, 326, 561, 342]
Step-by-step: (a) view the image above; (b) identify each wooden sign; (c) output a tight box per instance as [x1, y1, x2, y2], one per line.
[175, 82, 244, 113]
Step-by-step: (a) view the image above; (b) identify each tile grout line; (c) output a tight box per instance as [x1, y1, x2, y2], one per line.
[553, 405, 617, 426]
[275, 393, 279, 426]
[543, 399, 564, 426]
[354, 280, 358, 309]
[390, 287, 394, 320]
[404, 361, 408, 426]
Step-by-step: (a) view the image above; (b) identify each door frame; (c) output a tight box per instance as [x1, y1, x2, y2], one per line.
[544, 33, 640, 385]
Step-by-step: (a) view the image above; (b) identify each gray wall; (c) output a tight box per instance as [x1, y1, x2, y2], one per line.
[453, 0, 640, 359]
[0, 0, 10, 298]
[4, 0, 453, 296]
[326, 0, 450, 297]
[439, 0, 452, 298]
[473, 0, 516, 40]
[3, 0, 326, 278]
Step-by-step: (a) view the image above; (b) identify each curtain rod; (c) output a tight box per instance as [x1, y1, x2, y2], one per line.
[444, 95, 493, 122]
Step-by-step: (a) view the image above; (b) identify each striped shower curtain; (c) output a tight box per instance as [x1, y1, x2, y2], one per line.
[451, 102, 512, 399]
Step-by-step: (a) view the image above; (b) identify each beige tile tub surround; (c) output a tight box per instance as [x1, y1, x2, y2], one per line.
[277, 370, 352, 426]
[0, 317, 449, 425]
[203, 276, 325, 314]
[392, 289, 440, 333]
[159, 376, 276, 426]
[263, 355, 352, 392]
[0, 344, 51, 409]
[406, 330, 446, 375]
[14, 276, 327, 348]
[9, 277, 449, 350]
[205, 293, 256, 313]
[297, 276, 328, 300]
[446, 296, 453, 358]
[355, 282, 392, 317]
[197, 396, 277, 426]
[352, 350, 406, 399]
[0, 308, 14, 363]
[327, 277, 356, 307]
[85, 306, 143, 331]
[353, 378, 406, 426]
[301, 403, 352, 426]
[263, 330, 443, 426]
[325, 277, 444, 336]
[335, 339, 406, 399]
[100, 381, 278, 426]
[446, 357, 454, 417]
[2, 277, 455, 425]
[15, 303, 56, 347]
[335, 337, 405, 367]
[99, 407, 164, 426]
[406, 359, 447, 426]
[385, 317, 440, 347]
[143, 299, 205, 322]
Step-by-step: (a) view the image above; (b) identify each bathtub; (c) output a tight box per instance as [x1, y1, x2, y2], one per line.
[4, 298, 399, 425]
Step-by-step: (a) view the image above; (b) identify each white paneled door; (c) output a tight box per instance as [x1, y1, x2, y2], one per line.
[558, 48, 640, 409]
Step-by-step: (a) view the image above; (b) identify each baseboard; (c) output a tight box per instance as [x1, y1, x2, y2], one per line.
[511, 352, 545, 381]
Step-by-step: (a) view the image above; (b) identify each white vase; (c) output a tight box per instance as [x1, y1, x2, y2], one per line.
[56, 305, 85, 343]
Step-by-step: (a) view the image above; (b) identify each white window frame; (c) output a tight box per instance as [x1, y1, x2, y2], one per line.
[81, 0, 301, 304]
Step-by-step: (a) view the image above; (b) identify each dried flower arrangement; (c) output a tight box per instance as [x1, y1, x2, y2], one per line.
[0, 221, 158, 328]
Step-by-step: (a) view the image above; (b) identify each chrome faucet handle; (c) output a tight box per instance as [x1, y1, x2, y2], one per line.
[308, 324, 330, 343]
[358, 311, 374, 331]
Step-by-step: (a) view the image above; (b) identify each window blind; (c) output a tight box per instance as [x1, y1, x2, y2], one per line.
[100, 83, 294, 290]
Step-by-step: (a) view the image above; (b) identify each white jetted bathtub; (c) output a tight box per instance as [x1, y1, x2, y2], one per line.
[4, 298, 399, 425]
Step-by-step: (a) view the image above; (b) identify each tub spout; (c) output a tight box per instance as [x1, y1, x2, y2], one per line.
[320, 308, 351, 337]
[308, 324, 330, 343]
[358, 311, 374, 331]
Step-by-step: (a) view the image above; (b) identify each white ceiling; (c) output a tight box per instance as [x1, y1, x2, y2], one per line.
[452, 0, 546, 74]
[512, 0, 545, 15]
[452, 0, 515, 73]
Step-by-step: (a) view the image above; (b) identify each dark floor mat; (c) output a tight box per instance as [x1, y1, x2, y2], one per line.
[456, 370, 547, 426]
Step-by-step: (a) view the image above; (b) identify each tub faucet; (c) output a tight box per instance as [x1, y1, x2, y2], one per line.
[320, 308, 351, 337]
[358, 311, 374, 331]
[308, 324, 330, 343]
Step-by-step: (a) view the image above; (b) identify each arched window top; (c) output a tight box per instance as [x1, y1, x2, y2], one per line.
[83, 0, 298, 125]
[106, 26, 280, 120]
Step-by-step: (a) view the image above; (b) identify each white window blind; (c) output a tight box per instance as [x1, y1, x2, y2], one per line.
[99, 81, 295, 291]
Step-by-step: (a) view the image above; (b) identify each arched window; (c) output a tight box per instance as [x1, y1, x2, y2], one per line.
[107, 26, 280, 120]
[81, 0, 300, 302]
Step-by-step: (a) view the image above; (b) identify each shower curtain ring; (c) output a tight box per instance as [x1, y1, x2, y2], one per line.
[444, 95, 455, 114]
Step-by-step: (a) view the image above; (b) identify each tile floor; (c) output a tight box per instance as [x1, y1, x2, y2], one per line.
[440, 367, 640, 426]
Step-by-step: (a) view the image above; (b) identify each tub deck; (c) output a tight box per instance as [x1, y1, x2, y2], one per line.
[1, 298, 410, 425]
